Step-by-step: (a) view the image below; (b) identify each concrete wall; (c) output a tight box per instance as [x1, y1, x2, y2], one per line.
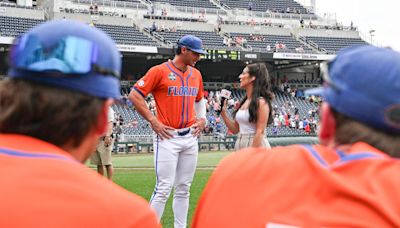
[54, 12, 133, 26]
[0, 6, 44, 19]
[297, 28, 361, 38]
[221, 24, 292, 35]
[138, 18, 214, 31]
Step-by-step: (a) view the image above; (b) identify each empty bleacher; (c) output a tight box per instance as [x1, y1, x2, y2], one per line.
[220, 0, 309, 14]
[0, 16, 43, 37]
[95, 24, 160, 46]
[151, 0, 218, 10]
[158, 29, 234, 50]
[305, 36, 367, 53]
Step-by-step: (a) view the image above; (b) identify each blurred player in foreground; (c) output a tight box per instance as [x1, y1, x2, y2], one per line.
[192, 46, 400, 227]
[129, 35, 207, 228]
[0, 20, 159, 227]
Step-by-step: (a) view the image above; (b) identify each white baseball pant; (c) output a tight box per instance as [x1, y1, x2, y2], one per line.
[149, 127, 198, 228]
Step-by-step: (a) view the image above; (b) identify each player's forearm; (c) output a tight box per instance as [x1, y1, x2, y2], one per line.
[106, 121, 113, 136]
[221, 111, 239, 134]
[128, 91, 157, 124]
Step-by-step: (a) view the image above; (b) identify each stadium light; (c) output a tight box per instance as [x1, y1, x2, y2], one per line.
[369, 30, 376, 44]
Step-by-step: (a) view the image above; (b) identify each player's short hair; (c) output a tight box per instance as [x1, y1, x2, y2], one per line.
[332, 108, 400, 157]
[175, 45, 183, 55]
[0, 79, 105, 149]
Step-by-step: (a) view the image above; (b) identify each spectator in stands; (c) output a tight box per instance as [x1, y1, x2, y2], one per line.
[227, 36, 233, 47]
[160, 22, 166, 32]
[216, 122, 222, 134]
[300, 18, 304, 28]
[275, 41, 282, 50]
[222, 36, 228, 46]
[247, 1, 253, 11]
[221, 63, 274, 149]
[266, 44, 271, 52]
[150, 5, 155, 16]
[89, 5, 94, 14]
[161, 8, 167, 18]
[150, 21, 157, 34]
[295, 46, 304, 53]
[0, 20, 159, 227]
[192, 45, 400, 228]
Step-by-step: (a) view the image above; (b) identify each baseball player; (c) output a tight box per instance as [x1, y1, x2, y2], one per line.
[192, 46, 400, 227]
[129, 35, 207, 228]
[90, 107, 115, 180]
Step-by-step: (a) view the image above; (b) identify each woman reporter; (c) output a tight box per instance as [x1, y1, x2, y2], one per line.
[221, 63, 273, 149]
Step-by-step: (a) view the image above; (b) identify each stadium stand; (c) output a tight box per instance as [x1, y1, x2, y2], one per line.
[0, 16, 43, 37]
[151, 0, 219, 10]
[0, 0, 369, 143]
[95, 24, 160, 46]
[158, 29, 238, 50]
[304, 36, 367, 53]
[230, 32, 311, 52]
[113, 88, 319, 139]
[220, 0, 309, 14]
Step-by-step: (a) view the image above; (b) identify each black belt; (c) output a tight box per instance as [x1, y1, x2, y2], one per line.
[177, 128, 190, 136]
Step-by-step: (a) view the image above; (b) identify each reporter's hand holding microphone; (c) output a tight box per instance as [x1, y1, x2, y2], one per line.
[219, 89, 231, 117]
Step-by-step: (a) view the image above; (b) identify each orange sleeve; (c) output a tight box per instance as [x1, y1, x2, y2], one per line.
[133, 66, 161, 97]
[196, 74, 204, 102]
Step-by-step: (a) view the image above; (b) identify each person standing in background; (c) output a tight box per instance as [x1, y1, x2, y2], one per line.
[90, 106, 115, 180]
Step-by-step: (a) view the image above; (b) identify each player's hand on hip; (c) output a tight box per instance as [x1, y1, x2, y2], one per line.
[150, 118, 174, 140]
[192, 118, 206, 137]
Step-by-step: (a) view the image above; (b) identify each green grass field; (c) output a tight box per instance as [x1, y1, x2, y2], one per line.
[109, 151, 231, 228]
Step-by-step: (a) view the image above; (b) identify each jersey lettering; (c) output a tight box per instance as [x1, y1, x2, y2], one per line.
[167, 86, 199, 97]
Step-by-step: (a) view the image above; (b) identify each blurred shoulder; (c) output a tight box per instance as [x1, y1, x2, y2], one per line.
[217, 145, 308, 173]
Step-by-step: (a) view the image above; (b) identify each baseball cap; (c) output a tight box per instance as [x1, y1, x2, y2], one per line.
[306, 45, 400, 134]
[177, 35, 207, 55]
[7, 20, 121, 99]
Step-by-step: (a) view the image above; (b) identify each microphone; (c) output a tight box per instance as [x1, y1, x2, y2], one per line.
[218, 88, 231, 115]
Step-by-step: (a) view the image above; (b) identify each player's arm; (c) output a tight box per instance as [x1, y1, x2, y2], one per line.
[221, 100, 239, 134]
[129, 90, 156, 125]
[128, 67, 173, 140]
[252, 98, 269, 147]
[104, 108, 115, 145]
[192, 75, 206, 137]
[104, 119, 114, 145]
[192, 98, 207, 137]
[129, 90, 173, 140]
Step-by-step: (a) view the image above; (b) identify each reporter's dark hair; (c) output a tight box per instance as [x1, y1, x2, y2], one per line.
[331, 108, 400, 157]
[235, 63, 274, 124]
[0, 78, 105, 149]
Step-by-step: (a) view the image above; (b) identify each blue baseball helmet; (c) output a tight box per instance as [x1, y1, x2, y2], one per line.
[8, 20, 121, 99]
[307, 45, 400, 134]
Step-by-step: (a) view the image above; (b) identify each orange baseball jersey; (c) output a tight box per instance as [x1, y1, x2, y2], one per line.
[0, 134, 160, 228]
[133, 60, 204, 129]
[192, 142, 400, 227]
